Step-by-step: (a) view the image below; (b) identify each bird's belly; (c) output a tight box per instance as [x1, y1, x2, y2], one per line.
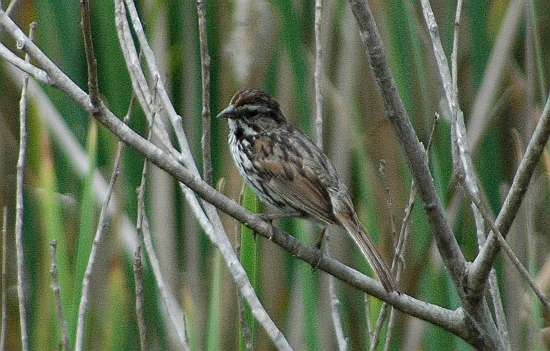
[229, 138, 297, 213]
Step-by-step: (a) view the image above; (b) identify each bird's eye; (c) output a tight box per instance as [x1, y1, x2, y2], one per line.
[239, 105, 273, 120]
[241, 109, 257, 119]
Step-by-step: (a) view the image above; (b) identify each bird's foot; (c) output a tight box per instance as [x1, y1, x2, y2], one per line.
[310, 227, 328, 272]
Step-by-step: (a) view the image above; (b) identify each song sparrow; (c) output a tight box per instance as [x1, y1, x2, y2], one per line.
[217, 89, 397, 292]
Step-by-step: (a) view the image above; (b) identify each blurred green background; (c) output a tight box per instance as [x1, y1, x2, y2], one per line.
[0, 0, 549, 350]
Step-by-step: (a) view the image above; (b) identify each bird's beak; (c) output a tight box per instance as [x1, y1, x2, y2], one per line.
[216, 105, 237, 119]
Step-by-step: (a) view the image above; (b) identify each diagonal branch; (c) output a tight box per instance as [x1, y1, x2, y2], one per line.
[469, 94, 550, 295]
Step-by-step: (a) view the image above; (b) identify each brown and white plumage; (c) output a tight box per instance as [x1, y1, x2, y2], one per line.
[218, 89, 397, 292]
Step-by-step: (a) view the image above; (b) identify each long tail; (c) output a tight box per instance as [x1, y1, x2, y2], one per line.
[336, 213, 397, 292]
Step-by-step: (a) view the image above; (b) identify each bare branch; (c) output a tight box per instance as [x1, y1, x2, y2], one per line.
[235, 185, 253, 351]
[0, 43, 51, 84]
[49, 241, 71, 351]
[314, 0, 324, 148]
[372, 115, 438, 351]
[133, 245, 147, 351]
[14, 21, 35, 351]
[5, 0, 19, 16]
[122, 0, 190, 163]
[329, 277, 348, 351]
[197, 0, 212, 185]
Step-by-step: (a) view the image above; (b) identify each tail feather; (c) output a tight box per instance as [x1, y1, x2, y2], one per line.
[337, 214, 397, 292]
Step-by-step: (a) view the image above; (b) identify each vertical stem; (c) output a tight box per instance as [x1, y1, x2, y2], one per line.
[14, 22, 36, 351]
[80, 0, 100, 107]
[49, 241, 72, 351]
[197, 0, 212, 185]
[314, 0, 324, 148]
[0, 207, 7, 351]
[133, 245, 147, 351]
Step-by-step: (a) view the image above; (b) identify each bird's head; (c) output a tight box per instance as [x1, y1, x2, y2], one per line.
[217, 89, 286, 132]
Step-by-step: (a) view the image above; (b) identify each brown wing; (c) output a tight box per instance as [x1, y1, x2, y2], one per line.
[250, 131, 336, 223]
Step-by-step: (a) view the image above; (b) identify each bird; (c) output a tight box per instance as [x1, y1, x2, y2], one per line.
[217, 88, 397, 292]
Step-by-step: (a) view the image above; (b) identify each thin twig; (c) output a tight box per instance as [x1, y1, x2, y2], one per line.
[197, 0, 212, 185]
[377, 160, 398, 242]
[5, 0, 18, 16]
[14, 21, 36, 351]
[137, 155, 191, 351]
[451, 0, 463, 102]
[74, 2, 105, 348]
[235, 183, 253, 351]
[329, 273, 348, 351]
[0, 43, 51, 84]
[133, 245, 147, 351]
[80, 0, 100, 109]
[49, 241, 71, 351]
[74, 100, 132, 351]
[455, 1, 509, 336]
[463, 186, 550, 311]
[0, 207, 7, 351]
[314, 0, 324, 149]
